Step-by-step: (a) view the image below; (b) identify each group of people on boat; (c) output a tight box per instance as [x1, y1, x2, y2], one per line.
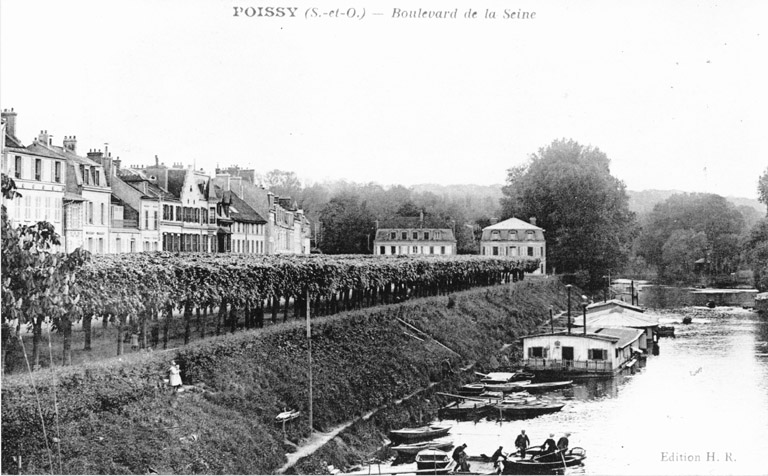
[488, 429, 572, 472]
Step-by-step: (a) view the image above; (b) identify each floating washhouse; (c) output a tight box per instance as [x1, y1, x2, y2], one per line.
[521, 327, 645, 376]
[572, 299, 660, 352]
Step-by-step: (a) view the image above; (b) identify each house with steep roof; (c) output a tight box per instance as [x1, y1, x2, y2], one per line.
[480, 217, 546, 274]
[1, 110, 66, 251]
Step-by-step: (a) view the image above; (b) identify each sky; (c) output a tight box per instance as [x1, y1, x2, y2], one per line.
[1, 0, 766, 199]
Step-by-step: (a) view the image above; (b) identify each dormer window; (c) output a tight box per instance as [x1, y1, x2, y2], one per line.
[390, 232, 396, 240]
[412, 231, 418, 239]
[526, 231, 535, 241]
[491, 230, 500, 241]
[510, 231, 518, 240]
[401, 232, 407, 240]
[424, 232, 430, 240]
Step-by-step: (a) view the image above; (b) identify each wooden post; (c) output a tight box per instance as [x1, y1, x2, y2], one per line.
[550, 307, 554, 333]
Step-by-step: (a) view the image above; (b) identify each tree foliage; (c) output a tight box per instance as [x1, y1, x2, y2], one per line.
[317, 192, 376, 254]
[758, 167, 768, 215]
[637, 193, 746, 282]
[744, 218, 768, 291]
[500, 138, 636, 289]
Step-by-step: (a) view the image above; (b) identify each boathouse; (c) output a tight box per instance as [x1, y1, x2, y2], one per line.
[572, 300, 659, 351]
[521, 327, 644, 375]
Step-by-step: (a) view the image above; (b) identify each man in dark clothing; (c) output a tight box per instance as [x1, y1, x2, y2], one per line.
[490, 446, 506, 473]
[541, 434, 557, 454]
[452, 444, 468, 472]
[557, 432, 571, 452]
[514, 430, 530, 458]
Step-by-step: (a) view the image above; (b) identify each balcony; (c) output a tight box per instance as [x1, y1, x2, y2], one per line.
[111, 219, 139, 229]
[522, 358, 614, 374]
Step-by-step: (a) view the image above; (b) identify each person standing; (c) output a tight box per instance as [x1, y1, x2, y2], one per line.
[514, 429, 530, 458]
[169, 360, 182, 392]
[490, 446, 506, 473]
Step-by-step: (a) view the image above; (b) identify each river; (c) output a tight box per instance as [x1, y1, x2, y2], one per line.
[361, 306, 768, 475]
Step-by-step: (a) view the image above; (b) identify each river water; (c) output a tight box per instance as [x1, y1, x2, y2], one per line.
[363, 306, 768, 475]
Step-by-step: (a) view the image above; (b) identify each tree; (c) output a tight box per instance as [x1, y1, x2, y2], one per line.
[661, 229, 708, 282]
[261, 169, 302, 200]
[500, 139, 637, 289]
[758, 167, 768, 215]
[637, 193, 746, 281]
[744, 218, 768, 291]
[1, 174, 88, 370]
[317, 192, 375, 254]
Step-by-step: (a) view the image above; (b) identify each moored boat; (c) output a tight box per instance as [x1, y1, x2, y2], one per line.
[389, 423, 452, 443]
[390, 438, 454, 456]
[457, 383, 486, 396]
[502, 447, 586, 474]
[516, 380, 573, 393]
[480, 371, 535, 384]
[492, 400, 566, 419]
[483, 380, 532, 393]
[415, 448, 456, 473]
[438, 399, 491, 419]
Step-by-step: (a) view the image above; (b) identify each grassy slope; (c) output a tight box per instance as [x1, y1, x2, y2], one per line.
[1, 277, 568, 475]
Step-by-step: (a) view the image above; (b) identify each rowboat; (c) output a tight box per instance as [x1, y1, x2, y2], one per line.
[480, 371, 535, 384]
[457, 383, 486, 395]
[438, 399, 492, 419]
[390, 438, 454, 456]
[483, 380, 532, 393]
[389, 424, 452, 443]
[502, 447, 586, 474]
[415, 448, 456, 472]
[515, 381, 573, 393]
[492, 400, 565, 419]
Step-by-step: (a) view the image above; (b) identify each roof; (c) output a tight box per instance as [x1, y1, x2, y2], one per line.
[576, 307, 659, 329]
[375, 228, 456, 242]
[522, 327, 644, 348]
[484, 217, 544, 231]
[6, 143, 66, 160]
[229, 192, 267, 224]
[586, 299, 645, 313]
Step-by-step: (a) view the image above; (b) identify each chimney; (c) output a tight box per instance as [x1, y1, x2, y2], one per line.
[113, 157, 121, 174]
[1, 108, 17, 138]
[419, 210, 424, 227]
[155, 155, 159, 167]
[529, 216, 537, 226]
[63, 135, 77, 153]
[37, 130, 51, 147]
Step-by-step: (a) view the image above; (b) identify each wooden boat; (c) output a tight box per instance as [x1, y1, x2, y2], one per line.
[391, 438, 454, 456]
[492, 400, 565, 419]
[438, 399, 491, 419]
[480, 371, 535, 384]
[502, 447, 586, 474]
[457, 383, 486, 395]
[415, 448, 456, 472]
[483, 380, 532, 393]
[516, 380, 573, 393]
[389, 424, 452, 443]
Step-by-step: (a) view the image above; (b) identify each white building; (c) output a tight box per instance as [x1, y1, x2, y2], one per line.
[480, 217, 546, 274]
[521, 327, 644, 375]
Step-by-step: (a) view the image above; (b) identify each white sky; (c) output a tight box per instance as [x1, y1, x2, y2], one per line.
[1, 0, 766, 198]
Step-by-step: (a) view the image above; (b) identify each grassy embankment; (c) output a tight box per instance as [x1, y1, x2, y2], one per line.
[1, 277, 569, 475]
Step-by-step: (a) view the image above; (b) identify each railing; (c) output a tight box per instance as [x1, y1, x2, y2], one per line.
[111, 219, 139, 229]
[522, 358, 613, 373]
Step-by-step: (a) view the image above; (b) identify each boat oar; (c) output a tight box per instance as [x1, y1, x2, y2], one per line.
[559, 449, 567, 472]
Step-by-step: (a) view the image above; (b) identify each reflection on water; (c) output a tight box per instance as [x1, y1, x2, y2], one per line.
[359, 307, 768, 476]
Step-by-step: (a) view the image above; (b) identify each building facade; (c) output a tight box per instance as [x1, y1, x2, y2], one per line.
[373, 227, 457, 256]
[480, 217, 546, 274]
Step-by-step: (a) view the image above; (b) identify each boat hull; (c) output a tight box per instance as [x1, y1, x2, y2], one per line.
[389, 425, 452, 443]
[502, 452, 585, 474]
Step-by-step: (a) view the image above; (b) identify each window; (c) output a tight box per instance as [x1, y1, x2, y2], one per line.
[526, 231, 535, 241]
[412, 231, 418, 239]
[424, 232, 430, 239]
[209, 207, 216, 224]
[88, 202, 93, 224]
[412, 246, 418, 253]
[491, 230, 500, 241]
[34, 196, 41, 220]
[95, 170, 100, 186]
[509, 246, 517, 256]
[154, 211, 158, 229]
[101, 203, 105, 225]
[175, 206, 182, 222]
[429, 246, 434, 254]
[130, 239, 136, 253]
[81, 165, 89, 185]
[588, 349, 608, 360]
[509, 231, 518, 240]
[14, 156, 22, 179]
[390, 232, 396, 240]
[34, 159, 42, 181]
[390, 246, 396, 255]
[527, 247, 534, 257]
[87, 237, 93, 252]
[527, 347, 548, 358]
[540, 246, 544, 257]
[44, 197, 51, 220]
[98, 238, 104, 254]
[54, 161, 62, 183]
[401, 232, 407, 240]
[115, 237, 121, 253]
[492, 246, 499, 256]
[441, 246, 446, 255]
[91, 168, 97, 186]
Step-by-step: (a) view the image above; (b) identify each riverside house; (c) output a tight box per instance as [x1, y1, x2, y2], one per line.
[573, 300, 660, 352]
[521, 326, 644, 376]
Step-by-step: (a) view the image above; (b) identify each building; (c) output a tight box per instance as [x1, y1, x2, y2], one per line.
[480, 217, 546, 274]
[1, 110, 66, 251]
[373, 227, 457, 256]
[521, 327, 644, 376]
[573, 300, 659, 353]
[212, 169, 311, 254]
